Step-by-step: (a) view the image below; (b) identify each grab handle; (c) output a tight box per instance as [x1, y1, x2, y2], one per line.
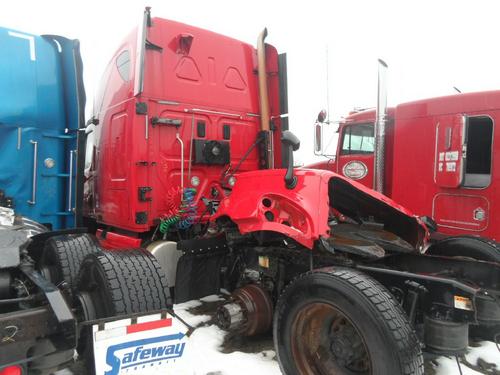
[27, 140, 38, 205]
[68, 150, 76, 211]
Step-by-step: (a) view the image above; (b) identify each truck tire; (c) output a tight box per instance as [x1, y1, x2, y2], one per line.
[274, 268, 424, 375]
[75, 249, 171, 370]
[427, 236, 500, 340]
[39, 233, 101, 293]
[426, 236, 500, 263]
[76, 248, 170, 318]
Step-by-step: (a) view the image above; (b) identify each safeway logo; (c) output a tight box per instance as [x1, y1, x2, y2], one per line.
[104, 332, 186, 375]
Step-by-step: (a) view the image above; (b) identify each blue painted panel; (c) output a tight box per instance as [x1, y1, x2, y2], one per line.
[0, 27, 84, 229]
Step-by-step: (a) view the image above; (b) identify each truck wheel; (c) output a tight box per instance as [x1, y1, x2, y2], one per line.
[274, 268, 424, 375]
[426, 236, 500, 263]
[427, 236, 500, 340]
[75, 249, 170, 370]
[39, 233, 101, 294]
[76, 248, 171, 317]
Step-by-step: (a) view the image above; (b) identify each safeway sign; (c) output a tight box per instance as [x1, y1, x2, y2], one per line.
[93, 313, 190, 375]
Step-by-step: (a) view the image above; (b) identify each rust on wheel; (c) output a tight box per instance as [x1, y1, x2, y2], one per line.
[291, 302, 372, 375]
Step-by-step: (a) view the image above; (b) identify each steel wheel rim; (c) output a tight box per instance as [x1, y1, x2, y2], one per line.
[77, 261, 112, 319]
[291, 302, 372, 375]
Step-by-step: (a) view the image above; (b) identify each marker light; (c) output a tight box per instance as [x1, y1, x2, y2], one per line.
[191, 176, 200, 187]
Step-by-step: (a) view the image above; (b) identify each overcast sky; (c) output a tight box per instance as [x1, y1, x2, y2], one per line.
[3, 0, 500, 164]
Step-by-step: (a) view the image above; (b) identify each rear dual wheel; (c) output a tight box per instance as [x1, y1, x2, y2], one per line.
[76, 248, 171, 318]
[75, 248, 171, 369]
[274, 268, 424, 375]
[38, 233, 101, 294]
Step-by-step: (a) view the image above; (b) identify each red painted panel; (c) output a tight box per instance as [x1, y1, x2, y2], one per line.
[96, 229, 142, 249]
[109, 112, 128, 181]
[433, 194, 489, 232]
[0, 366, 22, 375]
[85, 18, 284, 234]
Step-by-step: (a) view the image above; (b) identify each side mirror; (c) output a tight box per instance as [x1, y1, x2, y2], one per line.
[317, 109, 327, 123]
[282, 130, 300, 189]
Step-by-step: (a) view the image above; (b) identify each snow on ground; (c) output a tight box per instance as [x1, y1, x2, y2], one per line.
[166, 296, 500, 375]
[64, 294, 499, 374]
[431, 341, 500, 375]
[171, 297, 281, 375]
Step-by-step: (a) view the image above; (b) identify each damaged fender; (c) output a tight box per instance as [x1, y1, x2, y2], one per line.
[214, 169, 428, 251]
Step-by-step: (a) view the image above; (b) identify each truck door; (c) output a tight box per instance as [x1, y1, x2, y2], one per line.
[433, 114, 494, 233]
[336, 123, 374, 188]
[434, 114, 466, 188]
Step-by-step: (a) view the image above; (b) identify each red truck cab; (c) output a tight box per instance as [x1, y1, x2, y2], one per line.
[313, 90, 499, 240]
[84, 14, 286, 237]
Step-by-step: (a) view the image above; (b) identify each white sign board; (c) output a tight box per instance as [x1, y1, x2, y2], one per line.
[93, 312, 189, 375]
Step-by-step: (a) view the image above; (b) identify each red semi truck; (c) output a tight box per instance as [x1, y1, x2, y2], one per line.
[311, 61, 500, 246]
[2, 10, 500, 375]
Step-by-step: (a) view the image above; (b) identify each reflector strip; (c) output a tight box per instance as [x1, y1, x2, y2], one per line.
[126, 318, 172, 334]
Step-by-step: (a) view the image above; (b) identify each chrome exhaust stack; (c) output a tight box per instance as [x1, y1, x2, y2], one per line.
[374, 59, 388, 194]
[257, 28, 274, 169]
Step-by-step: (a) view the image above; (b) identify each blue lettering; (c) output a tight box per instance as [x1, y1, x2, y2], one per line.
[165, 345, 175, 355]
[104, 332, 185, 375]
[175, 343, 185, 356]
[132, 346, 143, 362]
[151, 346, 166, 357]
[122, 352, 133, 364]
[140, 348, 151, 360]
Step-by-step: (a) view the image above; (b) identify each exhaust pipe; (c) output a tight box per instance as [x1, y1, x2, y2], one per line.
[374, 59, 388, 193]
[257, 28, 274, 168]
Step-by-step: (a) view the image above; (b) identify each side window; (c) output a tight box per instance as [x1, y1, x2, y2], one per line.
[463, 116, 493, 188]
[340, 124, 375, 155]
[116, 50, 131, 82]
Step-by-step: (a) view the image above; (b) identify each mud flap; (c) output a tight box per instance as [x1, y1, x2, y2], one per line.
[174, 237, 228, 303]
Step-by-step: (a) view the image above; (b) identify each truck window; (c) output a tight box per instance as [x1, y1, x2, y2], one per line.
[116, 50, 131, 82]
[463, 116, 493, 188]
[340, 124, 374, 155]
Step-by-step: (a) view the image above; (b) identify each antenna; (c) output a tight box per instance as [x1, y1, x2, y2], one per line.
[453, 86, 462, 93]
[325, 45, 330, 123]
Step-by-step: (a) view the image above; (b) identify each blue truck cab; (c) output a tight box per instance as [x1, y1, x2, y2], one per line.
[0, 27, 86, 229]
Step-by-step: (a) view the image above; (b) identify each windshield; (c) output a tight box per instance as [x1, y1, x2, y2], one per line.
[341, 124, 374, 155]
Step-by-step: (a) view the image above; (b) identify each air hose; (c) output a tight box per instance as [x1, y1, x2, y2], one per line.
[159, 188, 197, 233]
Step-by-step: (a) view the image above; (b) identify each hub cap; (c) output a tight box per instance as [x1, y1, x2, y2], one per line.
[291, 302, 371, 375]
